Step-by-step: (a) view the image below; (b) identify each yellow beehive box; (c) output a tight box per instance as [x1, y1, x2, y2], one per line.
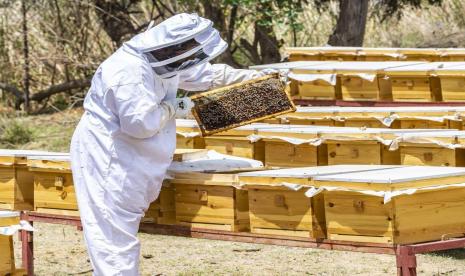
[285, 47, 358, 61]
[176, 119, 205, 149]
[238, 165, 397, 238]
[143, 181, 176, 225]
[314, 166, 465, 244]
[254, 126, 334, 168]
[0, 150, 66, 210]
[0, 211, 20, 275]
[249, 61, 336, 98]
[27, 149, 206, 217]
[432, 62, 465, 102]
[286, 106, 465, 129]
[190, 122, 290, 162]
[172, 172, 249, 231]
[27, 155, 77, 214]
[322, 128, 458, 165]
[382, 62, 443, 102]
[291, 61, 424, 101]
[395, 131, 465, 167]
[170, 152, 263, 231]
[203, 136, 264, 162]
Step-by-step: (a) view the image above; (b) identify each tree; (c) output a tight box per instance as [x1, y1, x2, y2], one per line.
[327, 0, 369, 46]
[318, 0, 443, 47]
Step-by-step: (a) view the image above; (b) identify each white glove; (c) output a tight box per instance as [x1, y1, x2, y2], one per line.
[166, 97, 194, 119]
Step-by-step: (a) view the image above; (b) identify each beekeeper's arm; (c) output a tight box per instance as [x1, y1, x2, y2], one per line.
[178, 62, 269, 91]
[111, 82, 176, 139]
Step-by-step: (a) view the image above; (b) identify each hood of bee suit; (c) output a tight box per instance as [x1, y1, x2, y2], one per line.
[124, 13, 228, 78]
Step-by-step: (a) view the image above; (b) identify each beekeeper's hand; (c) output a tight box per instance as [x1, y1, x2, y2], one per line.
[166, 97, 194, 119]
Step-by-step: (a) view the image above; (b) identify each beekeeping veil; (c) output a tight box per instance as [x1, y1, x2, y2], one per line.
[126, 13, 227, 78]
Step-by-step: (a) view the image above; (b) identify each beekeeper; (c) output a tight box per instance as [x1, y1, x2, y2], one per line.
[70, 13, 270, 276]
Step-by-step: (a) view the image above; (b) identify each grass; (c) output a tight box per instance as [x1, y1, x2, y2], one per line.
[0, 108, 82, 152]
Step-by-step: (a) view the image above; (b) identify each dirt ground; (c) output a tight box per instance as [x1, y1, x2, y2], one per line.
[13, 223, 465, 276]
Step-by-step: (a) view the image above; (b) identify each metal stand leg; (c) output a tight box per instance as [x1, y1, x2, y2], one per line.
[396, 245, 417, 276]
[20, 212, 34, 276]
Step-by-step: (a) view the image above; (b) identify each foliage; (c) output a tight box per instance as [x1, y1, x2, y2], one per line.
[0, 118, 34, 147]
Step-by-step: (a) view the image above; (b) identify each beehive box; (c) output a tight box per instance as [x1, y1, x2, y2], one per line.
[175, 119, 205, 149]
[172, 172, 249, 231]
[396, 131, 465, 167]
[291, 61, 424, 101]
[253, 126, 333, 168]
[27, 155, 77, 214]
[282, 106, 465, 129]
[202, 123, 300, 162]
[323, 128, 458, 166]
[433, 62, 465, 102]
[142, 181, 176, 225]
[314, 166, 465, 244]
[0, 150, 66, 210]
[238, 165, 398, 238]
[190, 74, 295, 136]
[383, 62, 462, 102]
[0, 211, 19, 275]
[27, 149, 206, 217]
[169, 150, 263, 231]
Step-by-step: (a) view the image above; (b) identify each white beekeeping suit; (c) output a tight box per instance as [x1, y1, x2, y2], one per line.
[70, 13, 266, 276]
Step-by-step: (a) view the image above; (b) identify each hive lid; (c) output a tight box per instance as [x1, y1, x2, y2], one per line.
[27, 154, 70, 161]
[313, 166, 465, 184]
[239, 165, 398, 179]
[168, 150, 263, 173]
[0, 149, 67, 157]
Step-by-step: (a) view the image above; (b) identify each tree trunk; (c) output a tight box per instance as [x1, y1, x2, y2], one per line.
[21, 0, 30, 112]
[328, 0, 369, 47]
